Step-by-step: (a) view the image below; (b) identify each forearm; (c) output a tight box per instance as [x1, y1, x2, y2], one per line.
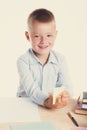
[17, 58, 49, 106]
[57, 56, 73, 97]
[18, 74, 49, 106]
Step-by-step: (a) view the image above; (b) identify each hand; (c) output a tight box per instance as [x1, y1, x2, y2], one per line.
[44, 94, 58, 109]
[56, 90, 71, 108]
[44, 91, 71, 109]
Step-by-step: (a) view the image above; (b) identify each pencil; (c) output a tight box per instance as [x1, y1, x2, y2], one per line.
[77, 96, 80, 104]
[67, 112, 79, 127]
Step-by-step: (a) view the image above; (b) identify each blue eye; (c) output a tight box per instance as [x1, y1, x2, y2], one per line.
[47, 35, 53, 37]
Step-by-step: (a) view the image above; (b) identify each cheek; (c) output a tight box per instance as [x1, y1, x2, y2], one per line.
[50, 39, 55, 45]
[49, 37, 56, 43]
[30, 38, 38, 44]
[31, 41, 39, 47]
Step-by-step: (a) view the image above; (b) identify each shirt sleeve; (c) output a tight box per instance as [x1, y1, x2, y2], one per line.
[17, 58, 49, 106]
[56, 56, 73, 97]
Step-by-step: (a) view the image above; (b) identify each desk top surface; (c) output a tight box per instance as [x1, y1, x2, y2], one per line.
[0, 99, 87, 130]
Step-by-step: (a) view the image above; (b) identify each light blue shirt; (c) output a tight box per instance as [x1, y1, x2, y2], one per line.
[17, 48, 72, 106]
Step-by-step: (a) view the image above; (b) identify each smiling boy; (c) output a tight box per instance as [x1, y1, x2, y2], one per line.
[17, 8, 72, 109]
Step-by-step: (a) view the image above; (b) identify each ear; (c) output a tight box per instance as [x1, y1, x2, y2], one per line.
[56, 30, 58, 36]
[55, 30, 58, 39]
[25, 31, 30, 41]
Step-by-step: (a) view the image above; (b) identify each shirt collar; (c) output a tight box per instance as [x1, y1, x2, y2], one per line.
[28, 48, 38, 64]
[28, 48, 58, 65]
[48, 51, 58, 64]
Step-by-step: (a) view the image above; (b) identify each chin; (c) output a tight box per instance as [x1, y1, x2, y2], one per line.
[39, 48, 50, 53]
[39, 51, 50, 55]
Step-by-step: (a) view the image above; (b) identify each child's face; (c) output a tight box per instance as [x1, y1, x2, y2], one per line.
[26, 21, 57, 56]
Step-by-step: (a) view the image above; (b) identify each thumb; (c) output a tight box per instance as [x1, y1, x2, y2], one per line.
[48, 93, 53, 99]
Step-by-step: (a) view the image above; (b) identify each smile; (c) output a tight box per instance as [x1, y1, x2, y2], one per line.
[38, 45, 48, 49]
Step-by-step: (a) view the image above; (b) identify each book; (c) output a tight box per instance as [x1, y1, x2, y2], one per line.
[73, 127, 87, 130]
[10, 121, 56, 130]
[82, 103, 87, 110]
[75, 92, 87, 115]
[82, 92, 87, 109]
[75, 101, 87, 115]
[82, 99, 87, 104]
[83, 92, 87, 99]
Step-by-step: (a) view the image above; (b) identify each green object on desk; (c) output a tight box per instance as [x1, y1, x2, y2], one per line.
[11, 122, 56, 130]
[83, 92, 87, 99]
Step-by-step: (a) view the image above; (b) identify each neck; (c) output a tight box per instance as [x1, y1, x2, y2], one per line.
[33, 51, 50, 65]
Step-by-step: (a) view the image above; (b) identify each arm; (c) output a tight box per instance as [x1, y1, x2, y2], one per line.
[57, 56, 73, 97]
[17, 58, 49, 106]
[44, 56, 72, 109]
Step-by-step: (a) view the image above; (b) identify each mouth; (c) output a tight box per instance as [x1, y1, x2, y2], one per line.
[38, 45, 48, 49]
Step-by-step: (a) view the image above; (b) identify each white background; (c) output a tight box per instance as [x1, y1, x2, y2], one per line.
[0, 0, 87, 98]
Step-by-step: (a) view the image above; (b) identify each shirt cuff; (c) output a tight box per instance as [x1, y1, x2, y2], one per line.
[30, 92, 49, 106]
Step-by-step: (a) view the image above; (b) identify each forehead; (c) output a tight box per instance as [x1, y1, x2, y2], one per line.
[29, 21, 56, 33]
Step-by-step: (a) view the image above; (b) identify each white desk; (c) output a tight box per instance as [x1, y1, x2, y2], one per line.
[39, 99, 87, 129]
[0, 98, 87, 130]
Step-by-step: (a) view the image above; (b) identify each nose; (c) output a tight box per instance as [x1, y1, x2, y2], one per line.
[40, 36, 47, 44]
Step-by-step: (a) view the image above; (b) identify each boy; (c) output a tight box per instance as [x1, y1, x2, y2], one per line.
[17, 8, 72, 109]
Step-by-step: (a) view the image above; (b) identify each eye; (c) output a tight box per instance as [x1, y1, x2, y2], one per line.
[34, 35, 40, 38]
[47, 34, 53, 37]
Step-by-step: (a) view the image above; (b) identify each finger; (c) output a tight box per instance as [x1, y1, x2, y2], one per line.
[61, 98, 70, 106]
[62, 91, 70, 97]
[56, 96, 62, 103]
[52, 97, 62, 109]
[45, 95, 53, 109]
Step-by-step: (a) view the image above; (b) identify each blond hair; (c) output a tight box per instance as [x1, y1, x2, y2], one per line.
[27, 8, 55, 29]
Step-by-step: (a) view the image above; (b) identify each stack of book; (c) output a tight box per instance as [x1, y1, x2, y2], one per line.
[75, 92, 87, 115]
